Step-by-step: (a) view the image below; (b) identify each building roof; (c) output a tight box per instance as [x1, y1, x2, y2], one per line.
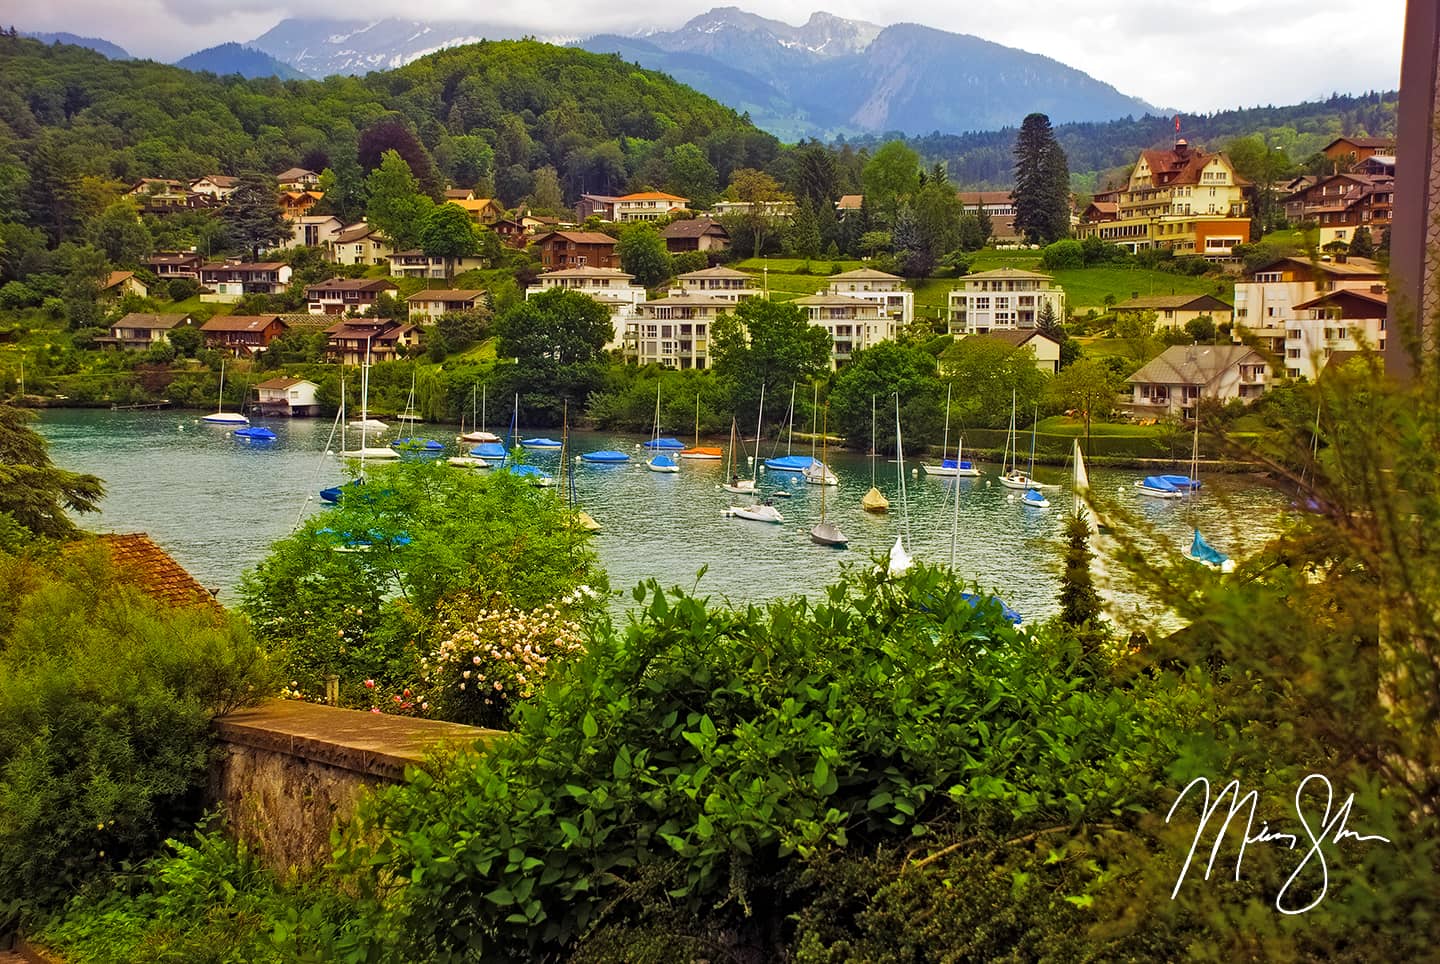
[444, 188, 474, 199]
[977, 329, 1061, 349]
[115, 312, 192, 330]
[639, 294, 738, 309]
[1259, 255, 1385, 278]
[1116, 294, 1233, 312]
[537, 266, 635, 280]
[146, 251, 203, 265]
[836, 194, 864, 210]
[199, 315, 286, 332]
[662, 218, 729, 239]
[193, 174, 239, 188]
[334, 222, 386, 244]
[199, 261, 287, 273]
[102, 270, 138, 290]
[677, 266, 752, 280]
[1292, 288, 1389, 312]
[617, 191, 689, 202]
[450, 197, 503, 211]
[86, 533, 222, 613]
[794, 293, 884, 309]
[304, 278, 398, 294]
[1127, 345, 1266, 386]
[829, 268, 904, 282]
[535, 231, 619, 245]
[253, 376, 316, 390]
[961, 268, 1057, 281]
[276, 167, 318, 180]
[1324, 136, 1394, 151]
[956, 190, 1013, 205]
[405, 289, 484, 302]
[1136, 143, 1250, 188]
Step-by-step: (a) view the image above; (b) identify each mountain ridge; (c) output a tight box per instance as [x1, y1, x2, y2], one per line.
[175, 42, 308, 80]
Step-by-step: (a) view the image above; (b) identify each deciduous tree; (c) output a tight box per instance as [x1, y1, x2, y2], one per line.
[710, 298, 831, 430]
[420, 202, 480, 278]
[366, 151, 435, 252]
[616, 223, 671, 289]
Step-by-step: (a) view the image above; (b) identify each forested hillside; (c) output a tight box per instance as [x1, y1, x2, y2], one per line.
[0, 33, 779, 231]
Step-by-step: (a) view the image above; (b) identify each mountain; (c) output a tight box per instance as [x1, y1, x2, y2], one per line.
[248, 18, 540, 77]
[175, 43, 308, 80]
[586, 9, 1154, 138]
[22, 32, 129, 60]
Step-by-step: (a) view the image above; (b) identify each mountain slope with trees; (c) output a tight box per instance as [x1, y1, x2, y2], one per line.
[174, 42, 308, 80]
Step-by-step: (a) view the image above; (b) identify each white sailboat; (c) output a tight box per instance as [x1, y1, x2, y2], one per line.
[997, 389, 1031, 489]
[802, 382, 838, 485]
[340, 344, 399, 460]
[1018, 405, 1051, 508]
[862, 394, 889, 513]
[721, 417, 756, 494]
[458, 383, 501, 444]
[809, 406, 848, 546]
[922, 384, 981, 478]
[201, 359, 250, 424]
[727, 383, 784, 523]
[645, 382, 679, 473]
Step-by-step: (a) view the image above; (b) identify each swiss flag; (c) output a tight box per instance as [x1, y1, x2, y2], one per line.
[1174, 115, 1181, 133]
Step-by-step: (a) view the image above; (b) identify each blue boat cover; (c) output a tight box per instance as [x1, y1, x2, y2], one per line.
[521, 437, 562, 447]
[582, 450, 630, 463]
[1023, 488, 1046, 503]
[317, 527, 412, 549]
[1157, 474, 1201, 490]
[940, 458, 974, 470]
[1140, 475, 1180, 492]
[234, 426, 277, 440]
[960, 592, 1023, 625]
[1190, 528, 1229, 566]
[765, 455, 816, 471]
[471, 442, 506, 459]
[649, 454, 678, 467]
[642, 437, 686, 450]
[503, 464, 552, 480]
[319, 478, 363, 504]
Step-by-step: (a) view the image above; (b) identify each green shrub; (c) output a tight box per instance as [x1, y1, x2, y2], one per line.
[166, 277, 201, 302]
[1040, 238, 1084, 270]
[0, 544, 276, 921]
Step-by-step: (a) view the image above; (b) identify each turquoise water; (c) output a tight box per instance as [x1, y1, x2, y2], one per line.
[35, 409, 1288, 622]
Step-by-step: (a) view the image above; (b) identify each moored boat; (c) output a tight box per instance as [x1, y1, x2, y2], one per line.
[201, 359, 249, 424]
[725, 502, 785, 523]
[581, 450, 631, 464]
[1134, 475, 1186, 498]
[521, 437, 563, 449]
[234, 426, 277, 442]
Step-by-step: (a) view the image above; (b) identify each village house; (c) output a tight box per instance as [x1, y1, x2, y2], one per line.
[519, 213, 562, 234]
[1075, 139, 1250, 259]
[1282, 172, 1394, 248]
[386, 250, 488, 279]
[530, 267, 648, 349]
[99, 270, 148, 300]
[279, 190, 324, 220]
[1232, 255, 1385, 355]
[199, 315, 288, 356]
[534, 231, 619, 270]
[144, 251, 205, 280]
[1283, 288, 1387, 380]
[95, 312, 196, 350]
[835, 195, 864, 218]
[283, 215, 344, 250]
[709, 199, 796, 219]
[406, 289, 486, 322]
[252, 377, 321, 417]
[579, 192, 690, 223]
[198, 261, 293, 302]
[493, 218, 527, 247]
[329, 223, 395, 266]
[304, 278, 399, 315]
[444, 188, 476, 201]
[661, 218, 730, 253]
[826, 268, 914, 326]
[668, 266, 760, 302]
[1322, 136, 1396, 167]
[1126, 344, 1270, 419]
[447, 197, 506, 224]
[189, 175, 239, 200]
[794, 294, 891, 368]
[1113, 294, 1234, 331]
[956, 190, 1022, 244]
[947, 268, 1066, 335]
[630, 294, 735, 369]
[324, 318, 421, 365]
[276, 167, 320, 191]
[963, 330, 1062, 375]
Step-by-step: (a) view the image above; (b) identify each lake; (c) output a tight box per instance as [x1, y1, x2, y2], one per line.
[35, 408, 1289, 623]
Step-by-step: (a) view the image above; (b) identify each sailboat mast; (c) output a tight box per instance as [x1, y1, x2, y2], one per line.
[786, 382, 796, 455]
[895, 393, 911, 550]
[694, 392, 701, 447]
[217, 359, 226, 413]
[941, 383, 951, 464]
[753, 383, 766, 483]
[870, 395, 877, 487]
[481, 384, 487, 435]
[1027, 404, 1038, 479]
[810, 382, 818, 462]
[819, 406, 829, 520]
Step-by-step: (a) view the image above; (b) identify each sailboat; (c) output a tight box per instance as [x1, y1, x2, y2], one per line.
[810, 406, 848, 546]
[1018, 406, 1051, 508]
[497, 396, 555, 486]
[680, 393, 722, 459]
[560, 401, 600, 533]
[340, 347, 399, 460]
[458, 383, 501, 444]
[448, 384, 496, 467]
[1179, 416, 1234, 572]
[801, 383, 838, 486]
[727, 384, 784, 523]
[998, 392, 1056, 489]
[645, 382, 680, 473]
[722, 417, 757, 494]
[392, 371, 445, 456]
[862, 395, 889, 513]
[202, 359, 250, 424]
[765, 383, 812, 473]
[888, 392, 917, 576]
[922, 385, 981, 479]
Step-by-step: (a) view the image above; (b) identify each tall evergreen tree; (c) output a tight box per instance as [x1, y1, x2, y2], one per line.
[1012, 113, 1071, 245]
[224, 173, 289, 261]
[785, 198, 822, 259]
[1349, 225, 1375, 259]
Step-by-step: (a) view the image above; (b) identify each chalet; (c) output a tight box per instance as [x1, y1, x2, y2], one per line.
[447, 197, 505, 224]
[960, 329, 1062, 375]
[96, 312, 196, 350]
[1232, 255, 1385, 354]
[827, 268, 914, 325]
[386, 250, 488, 279]
[669, 266, 759, 302]
[99, 271, 148, 299]
[444, 188, 476, 201]
[279, 191, 324, 220]
[329, 223, 395, 266]
[252, 377, 321, 417]
[576, 194, 620, 221]
[493, 218, 527, 247]
[285, 215, 344, 249]
[324, 318, 421, 365]
[145, 251, 204, 280]
[276, 167, 320, 191]
[662, 218, 730, 253]
[406, 289, 486, 321]
[613, 192, 689, 222]
[304, 278, 399, 315]
[957, 190, 1021, 243]
[127, 178, 186, 197]
[1127, 344, 1269, 419]
[1113, 294, 1234, 331]
[529, 267, 647, 349]
[199, 315, 288, 356]
[534, 231, 619, 270]
[126, 179, 209, 214]
[1282, 173, 1393, 248]
[189, 175, 239, 200]
[197, 261, 293, 302]
[520, 214, 561, 234]
[794, 294, 891, 368]
[947, 269, 1065, 335]
[1322, 136, 1396, 166]
[1284, 288, 1387, 380]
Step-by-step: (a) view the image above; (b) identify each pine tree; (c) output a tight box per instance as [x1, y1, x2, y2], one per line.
[785, 198, 822, 259]
[1349, 225, 1375, 259]
[1059, 512, 1103, 658]
[1013, 113, 1071, 245]
[224, 173, 290, 261]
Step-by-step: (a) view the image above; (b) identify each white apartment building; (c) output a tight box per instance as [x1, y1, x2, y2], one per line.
[629, 294, 734, 369]
[1232, 255, 1384, 356]
[947, 268, 1066, 335]
[1282, 288, 1387, 380]
[527, 267, 648, 350]
[794, 293, 891, 368]
[668, 266, 762, 302]
[825, 268, 914, 326]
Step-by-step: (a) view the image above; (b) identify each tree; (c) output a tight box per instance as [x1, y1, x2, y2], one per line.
[1349, 225, 1375, 259]
[860, 141, 921, 226]
[493, 288, 614, 420]
[913, 179, 964, 269]
[710, 298, 831, 429]
[724, 168, 787, 259]
[23, 136, 82, 245]
[1041, 239, 1084, 270]
[1183, 314, 1217, 343]
[1058, 512, 1103, 658]
[365, 151, 435, 252]
[57, 243, 109, 331]
[224, 172, 289, 261]
[891, 203, 931, 278]
[1013, 113, 1071, 245]
[663, 144, 718, 208]
[358, 116, 440, 196]
[1045, 358, 1117, 453]
[86, 200, 153, 268]
[419, 203, 480, 279]
[937, 337, 1049, 429]
[784, 198, 822, 259]
[0, 404, 104, 538]
[787, 142, 839, 210]
[528, 166, 565, 214]
[1113, 310, 1160, 362]
[616, 224, 672, 289]
[829, 341, 945, 452]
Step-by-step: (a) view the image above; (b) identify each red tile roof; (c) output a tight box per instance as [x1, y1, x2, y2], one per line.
[199, 315, 286, 332]
[89, 533, 223, 613]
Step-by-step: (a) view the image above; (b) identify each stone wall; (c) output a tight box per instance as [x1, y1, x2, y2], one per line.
[210, 700, 499, 874]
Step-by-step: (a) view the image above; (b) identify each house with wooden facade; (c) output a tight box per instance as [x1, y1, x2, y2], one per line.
[253, 377, 321, 417]
[199, 315, 288, 356]
[198, 262, 293, 302]
[324, 318, 422, 365]
[661, 218, 730, 253]
[304, 278, 399, 316]
[533, 231, 619, 270]
[96, 313, 196, 350]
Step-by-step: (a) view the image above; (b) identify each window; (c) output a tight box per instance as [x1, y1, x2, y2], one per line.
[973, 297, 990, 309]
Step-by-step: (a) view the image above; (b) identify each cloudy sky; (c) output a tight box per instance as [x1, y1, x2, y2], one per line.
[13, 0, 1405, 113]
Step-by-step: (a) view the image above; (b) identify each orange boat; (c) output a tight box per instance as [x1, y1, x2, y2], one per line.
[679, 392, 722, 459]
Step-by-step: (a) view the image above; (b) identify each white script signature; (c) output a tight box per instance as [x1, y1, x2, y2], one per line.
[1165, 773, 1391, 914]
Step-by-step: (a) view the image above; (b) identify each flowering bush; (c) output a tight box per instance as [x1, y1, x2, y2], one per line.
[422, 594, 588, 727]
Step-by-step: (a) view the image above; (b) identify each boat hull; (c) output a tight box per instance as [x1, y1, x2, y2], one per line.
[810, 521, 848, 547]
[726, 505, 785, 523]
[722, 481, 756, 494]
[458, 431, 500, 444]
[861, 487, 889, 513]
[1134, 481, 1184, 499]
[679, 447, 723, 460]
[998, 473, 1033, 489]
[1183, 549, 1236, 573]
[202, 413, 249, 424]
[922, 463, 980, 477]
[446, 456, 492, 468]
[339, 447, 400, 460]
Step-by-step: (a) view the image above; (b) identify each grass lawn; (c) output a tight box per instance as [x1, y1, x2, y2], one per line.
[1035, 415, 1160, 438]
[455, 337, 498, 362]
[1053, 266, 1233, 312]
[167, 295, 231, 316]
